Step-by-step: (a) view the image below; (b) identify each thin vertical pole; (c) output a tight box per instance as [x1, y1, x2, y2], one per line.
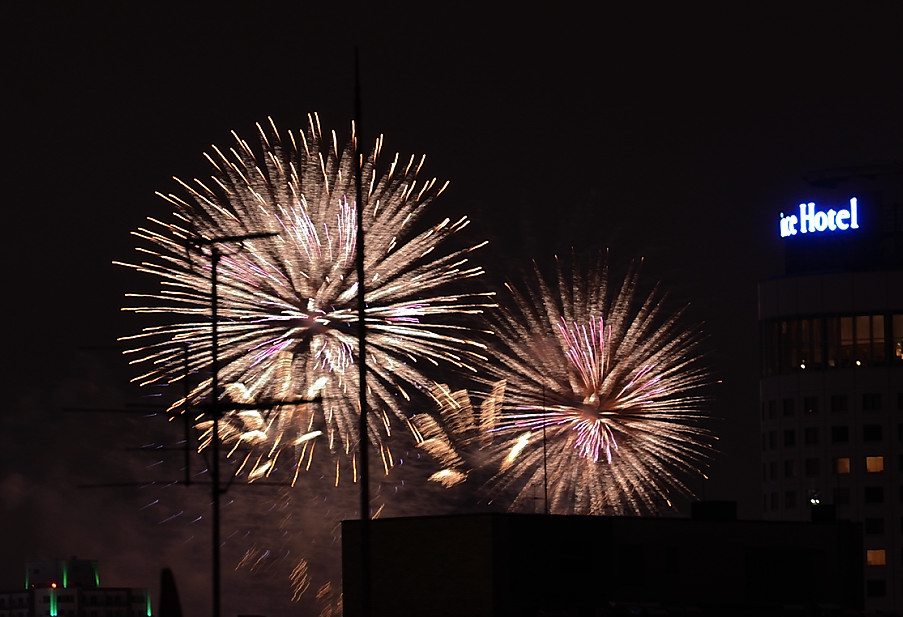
[210, 247, 222, 617]
[183, 343, 191, 487]
[543, 424, 549, 514]
[354, 46, 372, 617]
[543, 387, 549, 515]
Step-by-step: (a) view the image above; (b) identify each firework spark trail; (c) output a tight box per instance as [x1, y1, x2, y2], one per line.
[420, 255, 714, 515]
[117, 113, 493, 483]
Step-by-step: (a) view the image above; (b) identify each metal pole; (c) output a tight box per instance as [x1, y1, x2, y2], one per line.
[210, 247, 222, 617]
[183, 343, 192, 487]
[543, 386, 549, 515]
[354, 46, 372, 617]
[197, 233, 276, 617]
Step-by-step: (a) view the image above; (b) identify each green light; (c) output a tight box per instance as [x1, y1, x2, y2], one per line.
[50, 589, 58, 617]
[93, 563, 99, 587]
[62, 562, 68, 589]
[146, 591, 152, 617]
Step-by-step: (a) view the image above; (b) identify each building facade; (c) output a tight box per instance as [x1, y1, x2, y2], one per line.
[759, 163, 903, 611]
[0, 560, 151, 617]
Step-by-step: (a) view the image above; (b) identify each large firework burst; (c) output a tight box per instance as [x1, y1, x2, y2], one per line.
[417, 255, 713, 515]
[117, 114, 491, 483]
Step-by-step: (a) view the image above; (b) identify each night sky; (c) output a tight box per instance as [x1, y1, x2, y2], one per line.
[4, 4, 902, 617]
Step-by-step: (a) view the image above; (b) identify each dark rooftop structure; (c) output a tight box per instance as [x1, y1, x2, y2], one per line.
[342, 509, 863, 617]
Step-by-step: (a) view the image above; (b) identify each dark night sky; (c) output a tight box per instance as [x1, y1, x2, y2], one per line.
[3, 3, 902, 617]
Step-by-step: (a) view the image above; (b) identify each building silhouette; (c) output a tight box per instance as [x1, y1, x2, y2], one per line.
[343, 509, 863, 617]
[759, 163, 903, 612]
[0, 559, 151, 617]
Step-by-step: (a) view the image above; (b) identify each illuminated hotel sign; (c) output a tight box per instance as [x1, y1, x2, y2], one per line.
[779, 197, 859, 238]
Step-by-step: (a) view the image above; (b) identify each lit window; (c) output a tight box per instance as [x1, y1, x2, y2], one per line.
[867, 456, 885, 473]
[835, 457, 851, 474]
[866, 549, 886, 566]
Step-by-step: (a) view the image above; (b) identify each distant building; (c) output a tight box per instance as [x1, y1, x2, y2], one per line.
[342, 510, 863, 617]
[759, 163, 903, 612]
[0, 559, 151, 617]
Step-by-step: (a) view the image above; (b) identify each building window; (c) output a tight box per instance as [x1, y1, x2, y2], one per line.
[785, 491, 796, 508]
[783, 398, 795, 416]
[865, 486, 885, 504]
[769, 461, 778, 480]
[831, 426, 849, 443]
[804, 427, 819, 445]
[866, 579, 887, 597]
[865, 518, 885, 534]
[863, 393, 883, 411]
[863, 424, 883, 442]
[834, 457, 851, 474]
[866, 456, 885, 472]
[804, 396, 819, 415]
[804, 457, 820, 477]
[768, 400, 777, 419]
[830, 394, 849, 413]
[784, 460, 796, 478]
[761, 313, 903, 373]
[770, 492, 779, 510]
[893, 314, 903, 364]
[784, 430, 795, 447]
[866, 549, 887, 566]
[854, 315, 887, 366]
[769, 431, 777, 449]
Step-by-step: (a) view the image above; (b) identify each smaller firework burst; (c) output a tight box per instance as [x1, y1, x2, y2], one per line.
[419, 255, 714, 515]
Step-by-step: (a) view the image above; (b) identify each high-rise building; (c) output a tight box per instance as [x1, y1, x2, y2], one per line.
[0, 559, 151, 617]
[759, 163, 903, 612]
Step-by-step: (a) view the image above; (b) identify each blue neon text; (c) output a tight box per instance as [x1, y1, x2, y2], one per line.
[779, 197, 859, 238]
